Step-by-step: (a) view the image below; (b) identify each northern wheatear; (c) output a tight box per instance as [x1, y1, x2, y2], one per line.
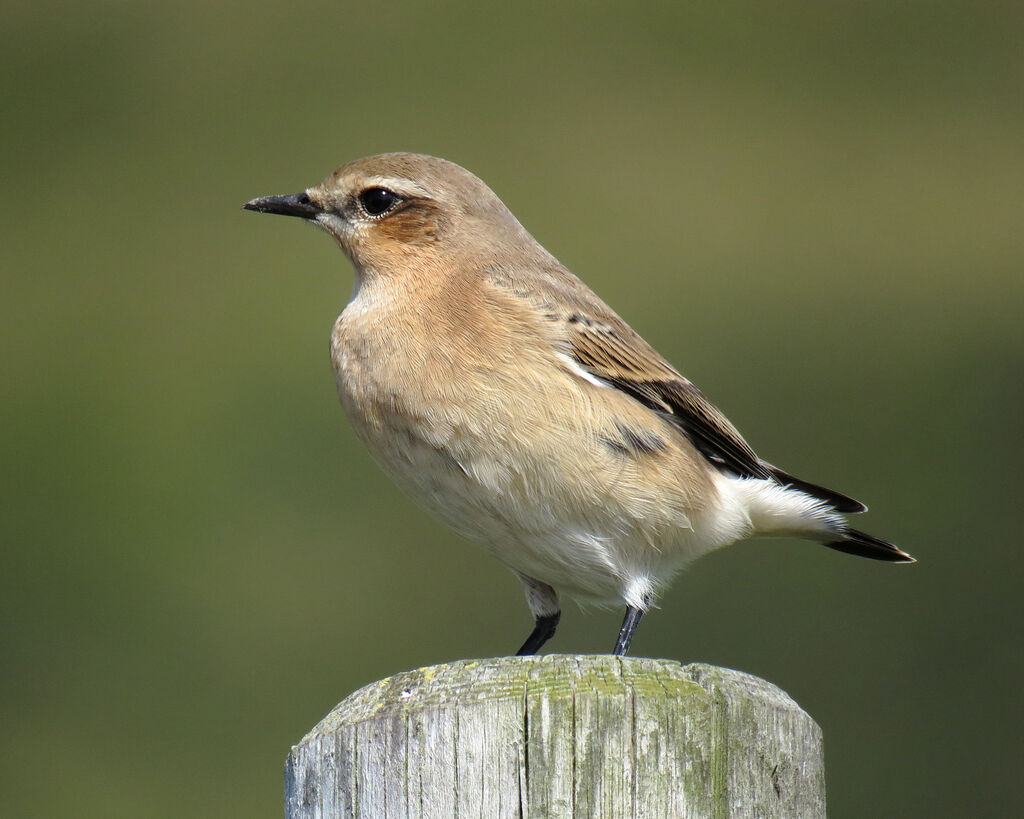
[244, 153, 913, 656]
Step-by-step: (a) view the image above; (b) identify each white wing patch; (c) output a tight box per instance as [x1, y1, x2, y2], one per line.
[557, 351, 609, 389]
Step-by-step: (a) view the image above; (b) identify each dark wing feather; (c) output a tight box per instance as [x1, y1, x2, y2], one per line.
[565, 314, 867, 514]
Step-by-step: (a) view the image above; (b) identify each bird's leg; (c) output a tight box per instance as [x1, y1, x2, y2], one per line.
[516, 612, 561, 656]
[612, 605, 645, 656]
[515, 574, 560, 656]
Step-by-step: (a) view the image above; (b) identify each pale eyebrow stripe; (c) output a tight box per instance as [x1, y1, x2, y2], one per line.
[363, 176, 431, 198]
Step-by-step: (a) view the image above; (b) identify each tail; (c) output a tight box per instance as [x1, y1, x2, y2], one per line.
[722, 474, 916, 563]
[824, 527, 915, 563]
[758, 463, 914, 562]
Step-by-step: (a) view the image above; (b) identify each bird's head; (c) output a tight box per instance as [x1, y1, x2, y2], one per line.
[244, 153, 540, 281]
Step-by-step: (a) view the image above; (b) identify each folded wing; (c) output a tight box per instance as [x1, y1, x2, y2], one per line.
[563, 311, 867, 514]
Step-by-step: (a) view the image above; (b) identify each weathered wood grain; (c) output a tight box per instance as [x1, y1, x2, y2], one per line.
[285, 656, 825, 818]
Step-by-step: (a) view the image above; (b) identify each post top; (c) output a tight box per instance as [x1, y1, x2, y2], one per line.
[301, 655, 809, 746]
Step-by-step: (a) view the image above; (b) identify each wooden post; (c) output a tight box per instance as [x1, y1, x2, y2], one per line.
[285, 656, 825, 818]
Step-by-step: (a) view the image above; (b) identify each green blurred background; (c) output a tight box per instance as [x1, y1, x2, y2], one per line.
[3, 1, 1022, 816]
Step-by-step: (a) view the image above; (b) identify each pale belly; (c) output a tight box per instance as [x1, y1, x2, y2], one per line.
[332, 353, 733, 605]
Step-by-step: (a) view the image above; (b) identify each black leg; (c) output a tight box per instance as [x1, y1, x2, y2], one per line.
[516, 611, 560, 656]
[612, 606, 644, 656]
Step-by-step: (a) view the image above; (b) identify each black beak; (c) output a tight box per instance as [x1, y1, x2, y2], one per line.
[243, 192, 323, 219]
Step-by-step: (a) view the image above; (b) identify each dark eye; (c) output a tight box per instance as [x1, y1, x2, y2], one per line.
[358, 187, 400, 217]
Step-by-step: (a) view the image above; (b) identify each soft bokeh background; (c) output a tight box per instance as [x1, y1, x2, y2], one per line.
[3, 2, 1022, 816]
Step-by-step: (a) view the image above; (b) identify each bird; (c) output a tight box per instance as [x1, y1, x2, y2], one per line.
[243, 152, 913, 657]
